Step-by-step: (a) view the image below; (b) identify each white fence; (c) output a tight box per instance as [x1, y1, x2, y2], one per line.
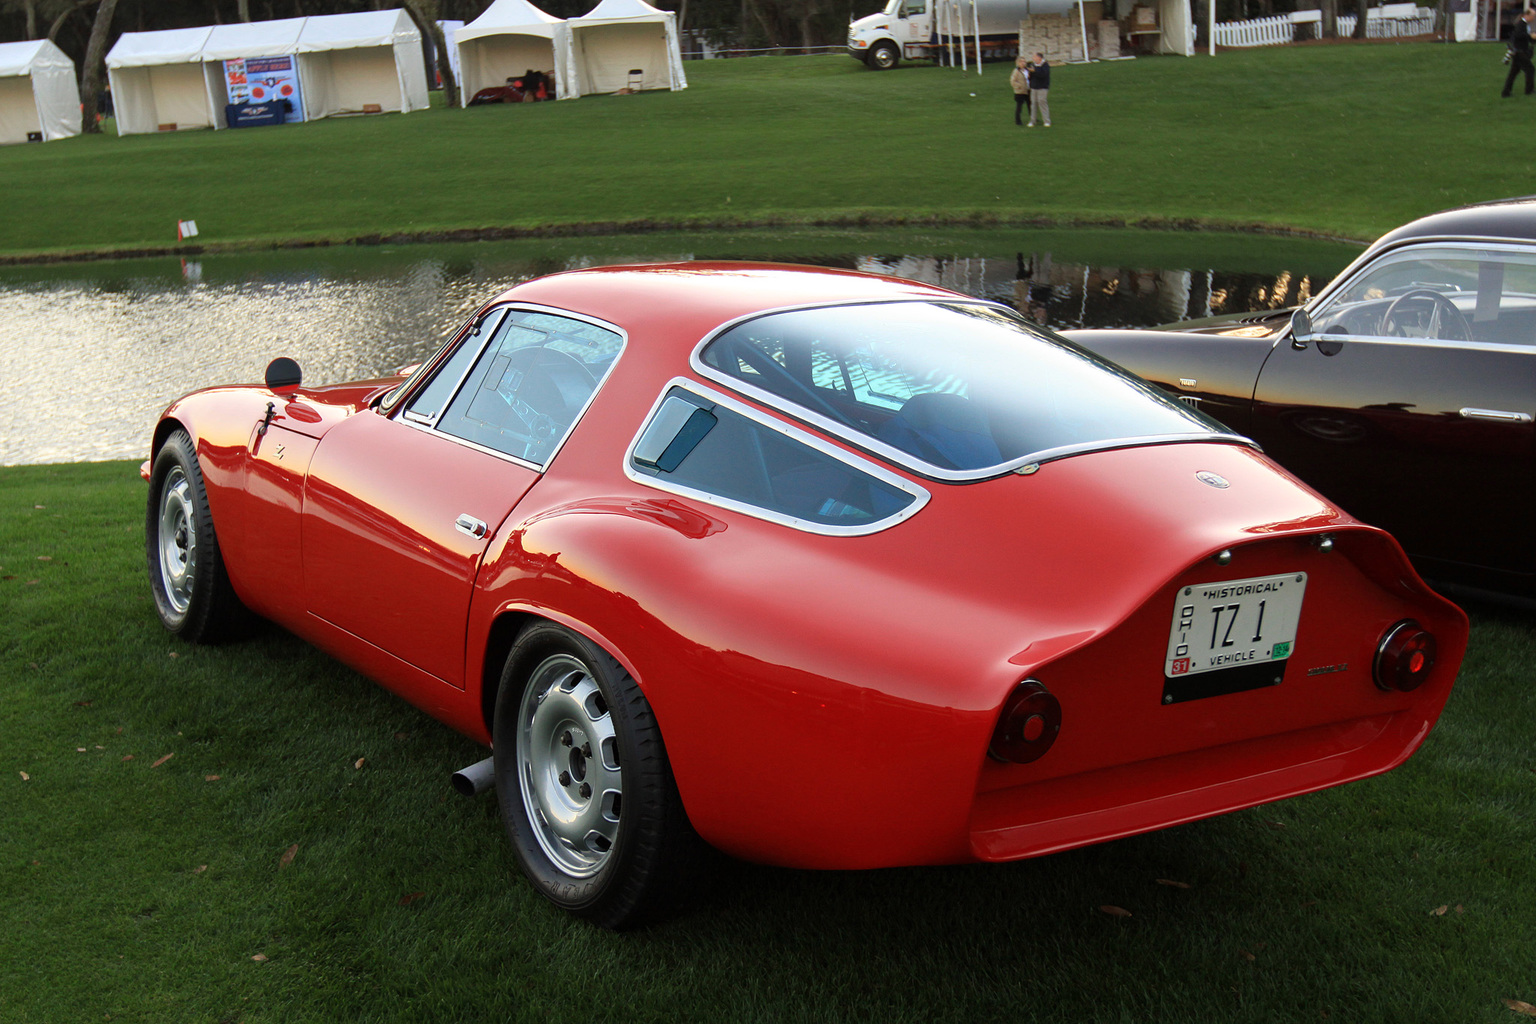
[1214, 4, 1434, 47]
[1213, 12, 1294, 46]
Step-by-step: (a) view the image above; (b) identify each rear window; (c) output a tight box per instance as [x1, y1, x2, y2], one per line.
[696, 301, 1223, 479]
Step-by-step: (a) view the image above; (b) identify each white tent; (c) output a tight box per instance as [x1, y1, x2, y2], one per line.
[0, 39, 81, 145]
[296, 10, 429, 118]
[1156, 0, 1195, 55]
[107, 27, 219, 135]
[455, 0, 564, 101]
[556, 0, 686, 100]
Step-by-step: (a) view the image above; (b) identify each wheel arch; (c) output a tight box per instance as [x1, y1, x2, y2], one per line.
[477, 606, 652, 743]
[151, 415, 191, 459]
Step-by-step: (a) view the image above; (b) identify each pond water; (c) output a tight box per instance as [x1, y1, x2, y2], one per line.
[0, 227, 1361, 466]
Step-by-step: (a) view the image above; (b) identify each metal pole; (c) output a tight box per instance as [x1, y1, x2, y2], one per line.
[973, 0, 983, 72]
[959, 0, 968, 70]
[1078, 0, 1090, 59]
[1209, 0, 1216, 55]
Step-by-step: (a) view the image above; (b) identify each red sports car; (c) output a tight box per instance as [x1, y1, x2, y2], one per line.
[144, 263, 1467, 928]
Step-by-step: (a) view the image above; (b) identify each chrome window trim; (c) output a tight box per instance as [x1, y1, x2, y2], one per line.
[391, 302, 628, 472]
[1304, 239, 1536, 323]
[623, 377, 931, 538]
[396, 414, 546, 472]
[689, 297, 1236, 482]
[403, 305, 512, 429]
[1298, 333, 1536, 357]
[380, 305, 498, 414]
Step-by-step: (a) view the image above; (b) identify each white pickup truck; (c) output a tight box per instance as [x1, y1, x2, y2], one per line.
[847, 0, 1067, 68]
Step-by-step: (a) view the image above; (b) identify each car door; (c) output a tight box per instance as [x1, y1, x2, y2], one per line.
[1250, 243, 1536, 580]
[302, 305, 626, 687]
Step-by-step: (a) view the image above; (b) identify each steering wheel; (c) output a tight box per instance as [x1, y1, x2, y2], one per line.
[1380, 288, 1473, 342]
[476, 345, 597, 448]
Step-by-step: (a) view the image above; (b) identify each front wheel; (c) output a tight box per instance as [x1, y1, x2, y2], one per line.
[868, 42, 899, 69]
[493, 623, 701, 929]
[145, 429, 251, 642]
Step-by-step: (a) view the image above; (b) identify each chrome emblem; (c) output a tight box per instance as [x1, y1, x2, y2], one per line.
[1196, 471, 1229, 489]
[1179, 378, 1198, 389]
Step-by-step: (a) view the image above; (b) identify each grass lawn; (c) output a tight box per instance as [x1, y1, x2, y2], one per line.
[0, 43, 1533, 260]
[2, 456, 1534, 1022]
[3, 41, 1536, 1024]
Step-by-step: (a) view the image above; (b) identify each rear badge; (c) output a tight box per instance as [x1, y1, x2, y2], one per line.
[1196, 471, 1230, 489]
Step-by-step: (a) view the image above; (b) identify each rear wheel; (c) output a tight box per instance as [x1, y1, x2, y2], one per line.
[493, 622, 700, 929]
[145, 429, 250, 642]
[868, 42, 899, 69]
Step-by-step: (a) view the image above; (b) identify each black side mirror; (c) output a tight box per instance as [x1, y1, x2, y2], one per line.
[265, 357, 302, 392]
[1289, 308, 1313, 350]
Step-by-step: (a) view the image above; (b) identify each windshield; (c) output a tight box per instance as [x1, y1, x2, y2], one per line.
[697, 301, 1226, 479]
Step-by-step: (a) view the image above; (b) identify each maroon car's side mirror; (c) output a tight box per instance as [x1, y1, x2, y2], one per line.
[1289, 308, 1313, 349]
[265, 357, 302, 393]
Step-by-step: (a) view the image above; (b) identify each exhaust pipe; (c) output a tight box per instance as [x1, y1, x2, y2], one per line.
[451, 755, 496, 797]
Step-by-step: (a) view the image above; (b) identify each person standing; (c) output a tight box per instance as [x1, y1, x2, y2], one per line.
[1026, 53, 1051, 127]
[1010, 57, 1030, 126]
[1503, 7, 1535, 98]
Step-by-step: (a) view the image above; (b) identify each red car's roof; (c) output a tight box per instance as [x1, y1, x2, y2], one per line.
[498, 261, 970, 352]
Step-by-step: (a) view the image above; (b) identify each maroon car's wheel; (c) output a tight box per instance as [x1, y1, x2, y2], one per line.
[493, 623, 700, 929]
[145, 429, 250, 643]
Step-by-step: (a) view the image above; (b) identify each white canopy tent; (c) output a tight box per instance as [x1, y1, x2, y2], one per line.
[0, 39, 81, 144]
[111, 13, 428, 133]
[456, 0, 564, 100]
[107, 27, 218, 135]
[555, 0, 686, 100]
[1155, 0, 1195, 55]
[296, 10, 429, 118]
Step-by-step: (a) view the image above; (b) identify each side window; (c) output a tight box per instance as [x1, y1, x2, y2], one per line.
[1312, 246, 1536, 346]
[403, 308, 508, 424]
[629, 385, 926, 534]
[419, 308, 623, 466]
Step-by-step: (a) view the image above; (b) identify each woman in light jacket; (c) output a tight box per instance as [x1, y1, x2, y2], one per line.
[1009, 57, 1030, 126]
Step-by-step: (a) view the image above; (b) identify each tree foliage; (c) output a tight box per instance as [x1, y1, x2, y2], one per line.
[0, 0, 1394, 67]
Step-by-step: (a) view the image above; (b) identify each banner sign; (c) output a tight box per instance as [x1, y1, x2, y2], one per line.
[224, 56, 304, 122]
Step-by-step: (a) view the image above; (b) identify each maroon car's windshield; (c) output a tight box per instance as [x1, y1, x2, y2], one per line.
[697, 301, 1226, 479]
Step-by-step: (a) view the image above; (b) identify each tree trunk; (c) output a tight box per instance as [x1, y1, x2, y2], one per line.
[22, 0, 38, 39]
[77, 0, 119, 135]
[47, 0, 92, 41]
[402, 0, 459, 108]
[1320, 0, 1337, 37]
[237, 0, 250, 21]
[1352, 0, 1368, 38]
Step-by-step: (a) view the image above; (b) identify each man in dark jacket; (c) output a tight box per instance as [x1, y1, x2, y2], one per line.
[1503, 8, 1535, 98]
[1025, 52, 1051, 127]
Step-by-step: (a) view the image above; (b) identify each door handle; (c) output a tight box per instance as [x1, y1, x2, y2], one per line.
[454, 514, 488, 539]
[1459, 407, 1533, 424]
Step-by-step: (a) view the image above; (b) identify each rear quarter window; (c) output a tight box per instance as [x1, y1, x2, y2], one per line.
[627, 382, 929, 536]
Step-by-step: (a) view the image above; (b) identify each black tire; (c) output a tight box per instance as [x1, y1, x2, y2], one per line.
[493, 622, 701, 929]
[868, 42, 899, 69]
[145, 429, 251, 643]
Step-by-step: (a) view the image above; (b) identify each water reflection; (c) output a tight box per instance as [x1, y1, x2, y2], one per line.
[0, 232, 1356, 466]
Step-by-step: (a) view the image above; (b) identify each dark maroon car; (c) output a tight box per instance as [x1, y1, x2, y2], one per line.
[1068, 197, 1536, 601]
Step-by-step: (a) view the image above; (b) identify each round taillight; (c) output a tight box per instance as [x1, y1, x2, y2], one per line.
[988, 680, 1062, 764]
[1374, 620, 1437, 693]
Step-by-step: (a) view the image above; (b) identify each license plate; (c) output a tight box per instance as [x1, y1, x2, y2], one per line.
[1163, 573, 1307, 702]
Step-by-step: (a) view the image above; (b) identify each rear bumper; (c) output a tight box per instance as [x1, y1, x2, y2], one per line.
[970, 707, 1431, 860]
